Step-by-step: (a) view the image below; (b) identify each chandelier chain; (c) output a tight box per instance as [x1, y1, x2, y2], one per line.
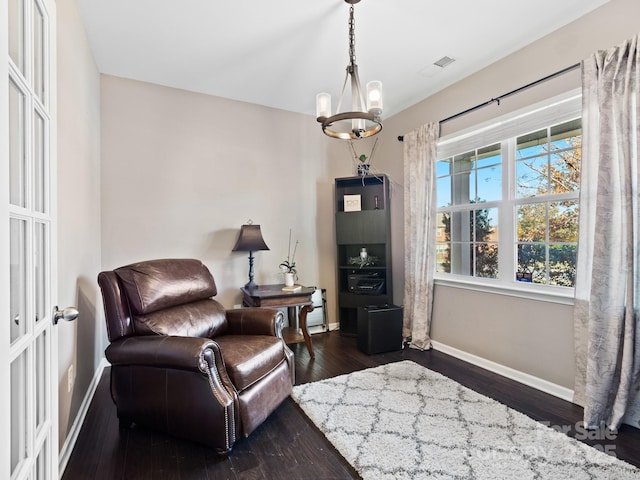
[349, 5, 356, 67]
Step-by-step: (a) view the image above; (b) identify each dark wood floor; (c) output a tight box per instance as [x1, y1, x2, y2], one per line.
[62, 331, 640, 479]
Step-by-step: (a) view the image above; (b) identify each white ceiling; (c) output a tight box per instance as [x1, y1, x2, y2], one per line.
[76, 0, 608, 118]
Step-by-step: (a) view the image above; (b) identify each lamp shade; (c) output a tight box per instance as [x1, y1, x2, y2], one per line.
[232, 224, 270, 252]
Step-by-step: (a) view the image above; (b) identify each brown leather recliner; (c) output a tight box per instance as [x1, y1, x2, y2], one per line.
[98, 258, 295, 455]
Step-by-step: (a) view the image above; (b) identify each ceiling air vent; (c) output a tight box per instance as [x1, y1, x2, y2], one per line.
[434, 56, 455, 68]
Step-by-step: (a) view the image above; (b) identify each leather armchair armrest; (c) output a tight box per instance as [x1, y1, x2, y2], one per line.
[106, 334, 240, 450]
[106, 335, 220, 373]
[226, 308, 284, 337]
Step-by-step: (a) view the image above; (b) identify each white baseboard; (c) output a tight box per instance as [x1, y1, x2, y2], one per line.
[58, 358, 109, 478]
[431, 341, 575, 403]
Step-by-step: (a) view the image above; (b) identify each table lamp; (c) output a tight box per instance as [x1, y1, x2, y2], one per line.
[232, 222, 270, 289]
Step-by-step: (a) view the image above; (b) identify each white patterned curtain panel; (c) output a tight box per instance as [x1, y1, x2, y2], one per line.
[402, 122, 439, 350]
[573, 34, 640, 429]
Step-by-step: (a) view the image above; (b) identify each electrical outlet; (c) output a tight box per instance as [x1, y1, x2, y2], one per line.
[68, 364, 74, 393]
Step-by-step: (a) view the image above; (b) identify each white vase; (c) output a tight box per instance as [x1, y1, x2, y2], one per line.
[284, 272, 295, 287]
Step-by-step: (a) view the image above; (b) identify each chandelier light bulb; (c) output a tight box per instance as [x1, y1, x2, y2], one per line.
[366, 80, 383, 116]
[316, 93, 331, 119]
[352, 118, 365, 135]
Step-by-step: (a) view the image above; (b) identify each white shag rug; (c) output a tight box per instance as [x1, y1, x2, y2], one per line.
[291, 360, 640, 480]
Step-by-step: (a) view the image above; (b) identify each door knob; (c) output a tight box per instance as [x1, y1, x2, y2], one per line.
[53, 306, 79, 325]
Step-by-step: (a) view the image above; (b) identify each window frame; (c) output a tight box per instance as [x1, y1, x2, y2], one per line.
[434, 89, 581, 304]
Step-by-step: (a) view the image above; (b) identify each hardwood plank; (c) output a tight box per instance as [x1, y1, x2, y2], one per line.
[62, 331, 640, 479]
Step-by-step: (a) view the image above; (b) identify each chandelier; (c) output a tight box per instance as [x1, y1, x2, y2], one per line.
[316, 0, 383, 140]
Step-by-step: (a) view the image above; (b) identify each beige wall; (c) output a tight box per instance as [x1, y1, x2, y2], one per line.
[56, 0, 102, 450]
[431, 286, 575, 387]
[100, 76, 347, 312]
[369, 0, 640, 389]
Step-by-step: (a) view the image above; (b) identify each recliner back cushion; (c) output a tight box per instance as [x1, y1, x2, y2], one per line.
[114, 259, 226, 338]
[133, 298, 227, 338]
[115, 258, 217, 314]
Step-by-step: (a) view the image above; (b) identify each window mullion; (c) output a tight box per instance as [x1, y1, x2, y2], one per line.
[498, 139, 514, 285]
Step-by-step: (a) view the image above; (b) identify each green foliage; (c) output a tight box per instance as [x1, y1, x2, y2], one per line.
[279, 260, 296, 274]
[280, 229, 298, 274]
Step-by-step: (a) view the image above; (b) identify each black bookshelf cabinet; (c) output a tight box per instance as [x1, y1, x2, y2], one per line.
[334, 175, 393, 335]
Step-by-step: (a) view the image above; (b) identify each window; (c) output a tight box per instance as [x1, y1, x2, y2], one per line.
[515, 120, 581, 287]
[435, 91, 581, 293]
[436, 144, 501, 279]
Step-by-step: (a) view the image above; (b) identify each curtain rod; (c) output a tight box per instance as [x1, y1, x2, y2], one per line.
[397, 62, 581, 142]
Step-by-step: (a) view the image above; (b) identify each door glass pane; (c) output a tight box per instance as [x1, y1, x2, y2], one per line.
[33, 0, 46, 101]
[11, 351, 28, 476]
[35, 222, 47, 323]
[34, 110, 47, 213]
[36, 329, 48, 431]
[10, 78, 26, 208]
[10, 218, 27, 343]
[36, 437, 49, 480]
[9, 0, 25, 73]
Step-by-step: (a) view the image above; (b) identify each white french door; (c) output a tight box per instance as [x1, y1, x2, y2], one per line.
[2, 0, 59, 478]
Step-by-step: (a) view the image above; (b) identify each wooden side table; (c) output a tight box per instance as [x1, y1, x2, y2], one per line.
[240, 284, 316, 358]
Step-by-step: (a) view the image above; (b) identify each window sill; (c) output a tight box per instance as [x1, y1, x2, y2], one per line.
[434, 276, 575, 306]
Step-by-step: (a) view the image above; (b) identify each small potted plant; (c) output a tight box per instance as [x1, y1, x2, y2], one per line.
[279, 230, 298, 287]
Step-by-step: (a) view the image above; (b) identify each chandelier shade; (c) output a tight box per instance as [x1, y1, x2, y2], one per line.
[316, 0, 383, 140]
